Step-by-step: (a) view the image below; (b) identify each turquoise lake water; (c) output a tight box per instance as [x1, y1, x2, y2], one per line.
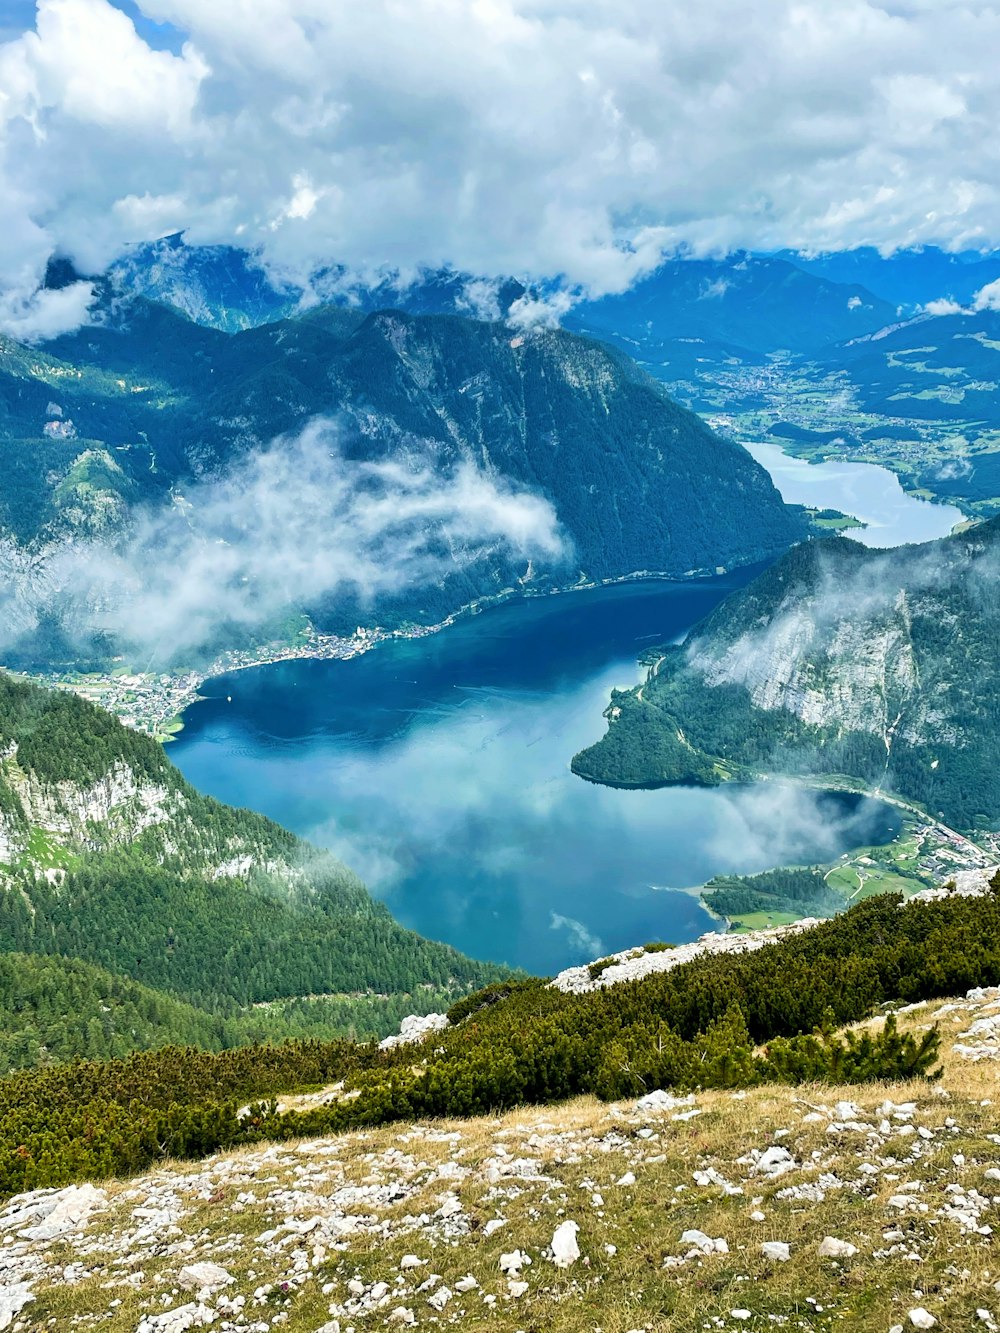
[172, 576, 899, 974]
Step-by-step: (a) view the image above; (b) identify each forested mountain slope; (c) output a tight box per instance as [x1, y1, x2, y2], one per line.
[0, 296, 805, 666]
[574, 517, 1000, 830]
[0, 670, 501, 1053]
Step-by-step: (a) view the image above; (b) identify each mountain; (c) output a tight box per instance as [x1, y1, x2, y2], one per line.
[8, 967, 995, 1333]
[0, 667, 502, 1062]
[568, 253, 895, 356]
[108, 233, 527, 331]
[781, 245, 1000, 312]
[0, 297, 806, 667]
[573, 518, 1000, 831]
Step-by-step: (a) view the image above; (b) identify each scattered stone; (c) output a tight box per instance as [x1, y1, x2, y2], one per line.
[551, 1220, 581, 1268]
[680, 1229, 729, 1255]
[178, 1262, 233, 1293]
[378, 1013, 450, 1050]
[0, 1283, 34, 1330]
[817, 1237, 858, 1259]
[635, 1090, 695, 1114]
[136, 1303, 217, 1332]
[908, 1310, 938, 1330]
[761, 1241, 790, 1262]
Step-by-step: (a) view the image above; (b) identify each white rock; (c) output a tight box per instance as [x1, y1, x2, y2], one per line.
[616, 1172, 636, 1187]
[427, 1286, 452, 1311]
[178, 1263, 233, 1294]
[817, 1237, 858, 1259]
[508, 1279, 529, 1298]
[909, 1310, 938, 1329]
[636, 1090, 695, 1114]
[680, 1229, 729, 1255]
[499, 1250, 530, 1274]
[750, 1210, 766, 1222]
[17, 1183, 106, 1240]
[731, 1311, 752, 1322]
[137, 1303, 217, 1332]
[0, 1283, 34, 1330]
[388, 1310, 415, 1327]
[378, 1012, 450, 1050]
[551, 1220, 581, 1268]
[399, 1255, 424, 1269]
[455, 1275, 479, 1292]
[749, 1146, 797, 1178]
[483, 1219, 507, 1236]
[761, 1241, 790, 1262]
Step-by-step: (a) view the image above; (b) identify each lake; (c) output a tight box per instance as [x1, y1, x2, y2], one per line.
[744, 440, 963, 547]
[172, 576, 900, 975]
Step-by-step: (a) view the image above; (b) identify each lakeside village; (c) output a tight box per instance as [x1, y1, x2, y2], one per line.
[22, 620, 447, 740]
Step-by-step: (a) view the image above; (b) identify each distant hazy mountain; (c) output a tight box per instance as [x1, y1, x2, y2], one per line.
[780, 246, 1000, 313]
[814, 305, 1000, 501]
[574, 517, 1000, 831]
[568, 254, 895, 356]
[108, 234, 527, 332]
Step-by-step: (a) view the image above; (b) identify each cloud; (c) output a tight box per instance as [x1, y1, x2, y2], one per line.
[0, 279, 95, 341]
[506, 289, 576, 331]
[922, 297, 966, 316]
[2, 418, 569, 662]
[5, 0, 1000, 334]
[973, 277, 1000, 311]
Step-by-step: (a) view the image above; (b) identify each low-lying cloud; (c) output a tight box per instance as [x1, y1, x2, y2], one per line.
[2, 418, 569, 662]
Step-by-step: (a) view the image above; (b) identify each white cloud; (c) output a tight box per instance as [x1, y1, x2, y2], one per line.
[922, 297, 966, 316]
[0, 279, 95, 341]
[973, 277, 1000, 311]
[4, 0, 1000, 334]
[3, 418, 569, 660]
[507, 289, 576, 330]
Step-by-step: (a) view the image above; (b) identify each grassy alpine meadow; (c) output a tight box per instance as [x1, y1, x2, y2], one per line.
[19, 988, 1000, 1333]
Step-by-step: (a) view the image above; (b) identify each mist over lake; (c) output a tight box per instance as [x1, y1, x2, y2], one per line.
[171, 578, 900, 974]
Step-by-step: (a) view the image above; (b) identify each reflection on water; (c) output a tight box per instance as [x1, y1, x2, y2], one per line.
[745, 440, 963, 548]
[172, 579, 900, 974]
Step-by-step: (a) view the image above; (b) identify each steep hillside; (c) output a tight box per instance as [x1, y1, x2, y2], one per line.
[0, 300, 804, 668]
[573, 519, 1000, 830]
[0, 670, 501, 1025]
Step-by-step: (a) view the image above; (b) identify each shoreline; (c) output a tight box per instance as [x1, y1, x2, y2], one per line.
[22, 558, 768, 741]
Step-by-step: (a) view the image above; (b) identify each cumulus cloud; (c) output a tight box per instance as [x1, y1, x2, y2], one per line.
[0, 279, 95, 341]
[1, 419, 569, 661]
[4, 0, 1000, 335]
[922, 296, 967, 316]
[973, 277, 1000, 311]
[507, 289, 576, 331]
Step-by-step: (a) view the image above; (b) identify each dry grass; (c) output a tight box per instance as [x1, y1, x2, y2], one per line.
[17, 993, 1000, 1333]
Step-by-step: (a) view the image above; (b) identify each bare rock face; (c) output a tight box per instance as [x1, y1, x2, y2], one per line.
[0, 1182, 106, 1242]
[379, 1012, 450, 1050]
